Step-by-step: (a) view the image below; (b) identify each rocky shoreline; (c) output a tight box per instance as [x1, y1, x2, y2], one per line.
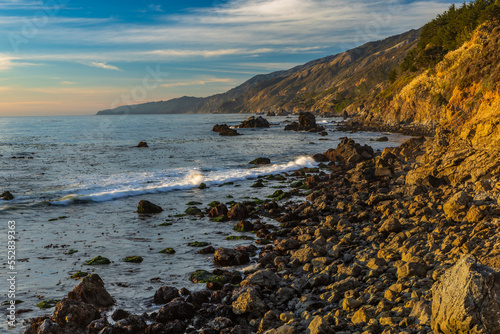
[22, 119, 500, 334]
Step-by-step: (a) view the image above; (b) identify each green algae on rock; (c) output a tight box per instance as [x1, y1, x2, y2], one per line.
[85, 256, 111, 265]
[159, 248, 176, 254]
[123, 256, 143, 263]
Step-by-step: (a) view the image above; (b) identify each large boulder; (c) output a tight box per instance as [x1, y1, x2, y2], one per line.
[324, 138, 374, 164]
[156, 298, 196, 323]
[52, 298, 100, 328]
[232, 287, 266, 315]
[284, 112, 324, 132]
[431, 255, 500, 333]
[153, 286, 179, 305]
[209, 203, 228, 218]
[67, 274, 114, 307]
[214, 247, 250, 266]
[227, 203, 248, 220]
[137, 200, 163, 214]
[212, 124, 240, 136]
[238, 116, 270, 128]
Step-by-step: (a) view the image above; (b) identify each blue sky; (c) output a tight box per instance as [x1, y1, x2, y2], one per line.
[0, 0, 457, 116]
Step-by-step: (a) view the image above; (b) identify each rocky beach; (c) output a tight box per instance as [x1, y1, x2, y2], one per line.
[20, 109, 500, 333]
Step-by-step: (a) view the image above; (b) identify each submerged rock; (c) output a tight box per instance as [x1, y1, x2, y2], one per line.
[137, 141, 148, 148]
[1, 191, 14, 200]
[249, 157, 271, 165]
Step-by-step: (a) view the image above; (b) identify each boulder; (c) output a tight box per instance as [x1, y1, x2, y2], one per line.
[209, 203, 228, 218]
[443, 191, 472, 221]
[156, 299, 196, 323]
[52, 298, 100, 328]
[241, 269, 280, 289]
[238, 116, 270, 128]
[1, 191, 14, 200]
[212, 124, 240, 136]
[284, 112, 324, 132]
[232, 288, 266, 315]
[153, 286, 179, 305]
[227, 203, 248, 220]
[312, 153, 329, 162]
[324, 138, 374, 164]
[214, 247, 250, 266]
[137, 200, 163, 214]
[249, 157, 271, 165]
[67, 274, 114, 307]
[233, 220, 254, 232]
[431, 255, 500, 333]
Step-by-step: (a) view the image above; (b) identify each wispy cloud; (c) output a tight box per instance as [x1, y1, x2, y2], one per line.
[161, 78, 234, 88]
[85, 61, 122, 71]
[60, 81, 76, 85]
[0, 53, 38, 70]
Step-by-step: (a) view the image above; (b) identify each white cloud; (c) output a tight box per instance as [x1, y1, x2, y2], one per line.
[60, 81, 76, 85]
[0, 53, 38, 70]
[161, 78, 234, 88]
[85, 61, 122, 71]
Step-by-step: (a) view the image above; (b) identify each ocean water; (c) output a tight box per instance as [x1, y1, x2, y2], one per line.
[0, 114, 409, 331]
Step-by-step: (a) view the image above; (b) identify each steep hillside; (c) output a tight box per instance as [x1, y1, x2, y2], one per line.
[97, 96, 204, 115]
[217, 30, 420, 114]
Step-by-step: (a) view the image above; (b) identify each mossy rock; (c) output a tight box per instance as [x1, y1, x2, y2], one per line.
[208, 201, 221, 207]
[85, 256, 111, 265]
[173, 214, 186, 218]
[186, 201, 202, 205]
[123, 256, 143, 263]
[65, 249, 78, 255]
[190, 270, 226, 284]
[233, 221, 254, 232]
[199, 183, 207, 189]
[185, 207, 202, 215]
[268, 190, 284, 198]
[37, 300, 59, 309]
[71, 271, 88, 279]
[212, 215, 228, 222]
[137, 200, 163, 214]
[225, 235, 254, 241]
[249, 157, 271, 165]
[159, 248, 176, 254]
[188, 241, 210, 247]
[290, 181, 303, 188]
[1, 300, 23, 306]
[251, 181, 265, 188]
[159, 222, 173, 226]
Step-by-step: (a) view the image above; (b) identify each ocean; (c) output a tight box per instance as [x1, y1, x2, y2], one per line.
[0, 113, 409, 331]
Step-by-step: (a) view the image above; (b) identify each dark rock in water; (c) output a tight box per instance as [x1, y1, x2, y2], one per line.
[238, 116, 270, 128]
[156, 298, 196, 322]
[284, 121, 299, 131]
[267, 111, 276, 116]
[1, 191, 14, 200]
[196, 246, 215, 254]
[227, 203, 248, 220]
[343, 110, 349, 119]
[324, 137, 374, 164]
[209, 203, 228, 218]
[375, 136, 389, 142]
[249, 157, 271, 165]
[284, 112, 324, 132]
[67, 274, 114, 307]
[137, 141, 148, 148]
[199, 182, 207, 189]
[153, 286, 179, 305]
[185, 207, 203, 216]
[320, 131, 328, 136]
[432, 255, 500, 333]
[214, 247, 250, 266]
[233, 221, 254, 232]
[137, 200, 163, 214]
[312, 153, 329, 162]
[212, 124, 240, 136]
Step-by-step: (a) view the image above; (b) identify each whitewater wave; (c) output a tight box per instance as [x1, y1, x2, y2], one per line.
[47, 156, 317, 205]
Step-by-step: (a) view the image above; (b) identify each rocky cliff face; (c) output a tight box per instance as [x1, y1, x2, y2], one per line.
[217, 30, 420, 114]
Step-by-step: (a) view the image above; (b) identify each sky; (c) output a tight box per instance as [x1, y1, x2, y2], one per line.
[0, 0, 458, 116]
